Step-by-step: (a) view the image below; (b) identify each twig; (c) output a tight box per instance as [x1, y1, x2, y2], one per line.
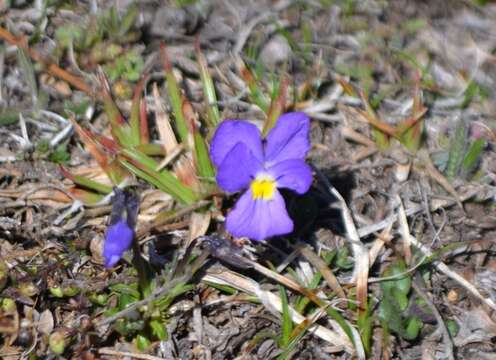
[98, 349, 165, 360]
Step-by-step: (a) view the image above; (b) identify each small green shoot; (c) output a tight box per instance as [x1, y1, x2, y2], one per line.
[445, 119, 486, 182]
[378, 260, 423, 341]
[278, 285, 293, 348]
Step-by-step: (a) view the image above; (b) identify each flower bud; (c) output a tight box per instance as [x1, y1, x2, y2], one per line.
[49, 331, 66, 355]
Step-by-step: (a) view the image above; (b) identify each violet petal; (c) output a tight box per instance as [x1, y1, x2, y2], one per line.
[103, 219, 134, 268]
[269, 159, 312, 194]
[226, 189, 293, 241]
[216, 142, 263, 193]
[210, 120, 264, 167]
[264, 112, 310, 164]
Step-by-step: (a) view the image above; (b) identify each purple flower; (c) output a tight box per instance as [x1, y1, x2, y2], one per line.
[103, 189, 139, 268]
[210, 112, 312, 241]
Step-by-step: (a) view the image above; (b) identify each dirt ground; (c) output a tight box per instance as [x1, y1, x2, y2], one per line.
[1, 0, 496, 359]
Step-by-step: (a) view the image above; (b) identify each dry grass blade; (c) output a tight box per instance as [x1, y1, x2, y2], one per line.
[294, 243, 346, 299]
[417, 149, 462, 208]
[98, 348, 170, 360]
[321, 175, 369, 315]
[188, 211, 211, 247]
[245, 258, 332, 306]
[368, 225, 392, 268]
[202, 269, 354, 354]
[152, 83, 178, 155]
[397, 195, 412, 264]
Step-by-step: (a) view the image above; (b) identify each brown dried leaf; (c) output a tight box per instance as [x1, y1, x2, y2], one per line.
[153, 83, 178, 154]
[37, 309, 54, 335]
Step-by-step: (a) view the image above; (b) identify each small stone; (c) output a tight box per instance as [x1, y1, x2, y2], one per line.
[447, 289, 458, 303]
[259, 34, 292, 68]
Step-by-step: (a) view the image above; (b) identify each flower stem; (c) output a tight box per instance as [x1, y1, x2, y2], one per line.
[131, 239, 153, 297]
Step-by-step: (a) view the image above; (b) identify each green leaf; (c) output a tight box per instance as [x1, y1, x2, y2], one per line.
[0, 109, 21, 126]
[445, 119, 467, 181]
[378, 296, 404, 335]
[400, 118, 423, 153]
[335, 247, 354, 270]
[461, 138, 485, 177]
[404, 316, 422, 340]
[392, 289, 409, 311]
[135, 334, 151, 351]
[462, 81, 479, 109]
[48, 144, 71, 164]
[111, 283, 141, 299]
[118, 5, 138, 37]
[149, 319, 168, 341]
[446, 319, 459, 337]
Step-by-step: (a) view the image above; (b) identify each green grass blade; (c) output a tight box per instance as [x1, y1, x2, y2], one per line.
[0, 109, 20, 126]
[196, 43, 220, 128]
[445, 119, 467, 181]
[128, 76, 147, 146]
[279, 285, 293, 347]
[160, 44, 189, 145]
[70, 188, 105, 205]
[240, 62, 270, 113]
[263, 76, 287, 137]
[193, 132, 215, 180]
[357, 301, 372, 355]
[135, 143, 165, 156]
[276, 316, 315, 360]
[119, 148, 197, 204]
[120, 159, 196, 204]
[461, 138, 485, 176]
[97, 71, 133, 145]
[17, 48, 38, 108]
[60, 166, 113, 194]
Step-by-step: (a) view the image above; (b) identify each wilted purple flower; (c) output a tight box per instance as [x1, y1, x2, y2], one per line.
[103, 189, 139, 268]
[210, 112, 312, 241]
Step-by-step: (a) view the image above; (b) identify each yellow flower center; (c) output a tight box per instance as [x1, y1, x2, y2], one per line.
[250, 175, 276, 200]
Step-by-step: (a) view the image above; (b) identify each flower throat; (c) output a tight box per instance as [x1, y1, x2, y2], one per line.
[250, 175, 276, 200]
